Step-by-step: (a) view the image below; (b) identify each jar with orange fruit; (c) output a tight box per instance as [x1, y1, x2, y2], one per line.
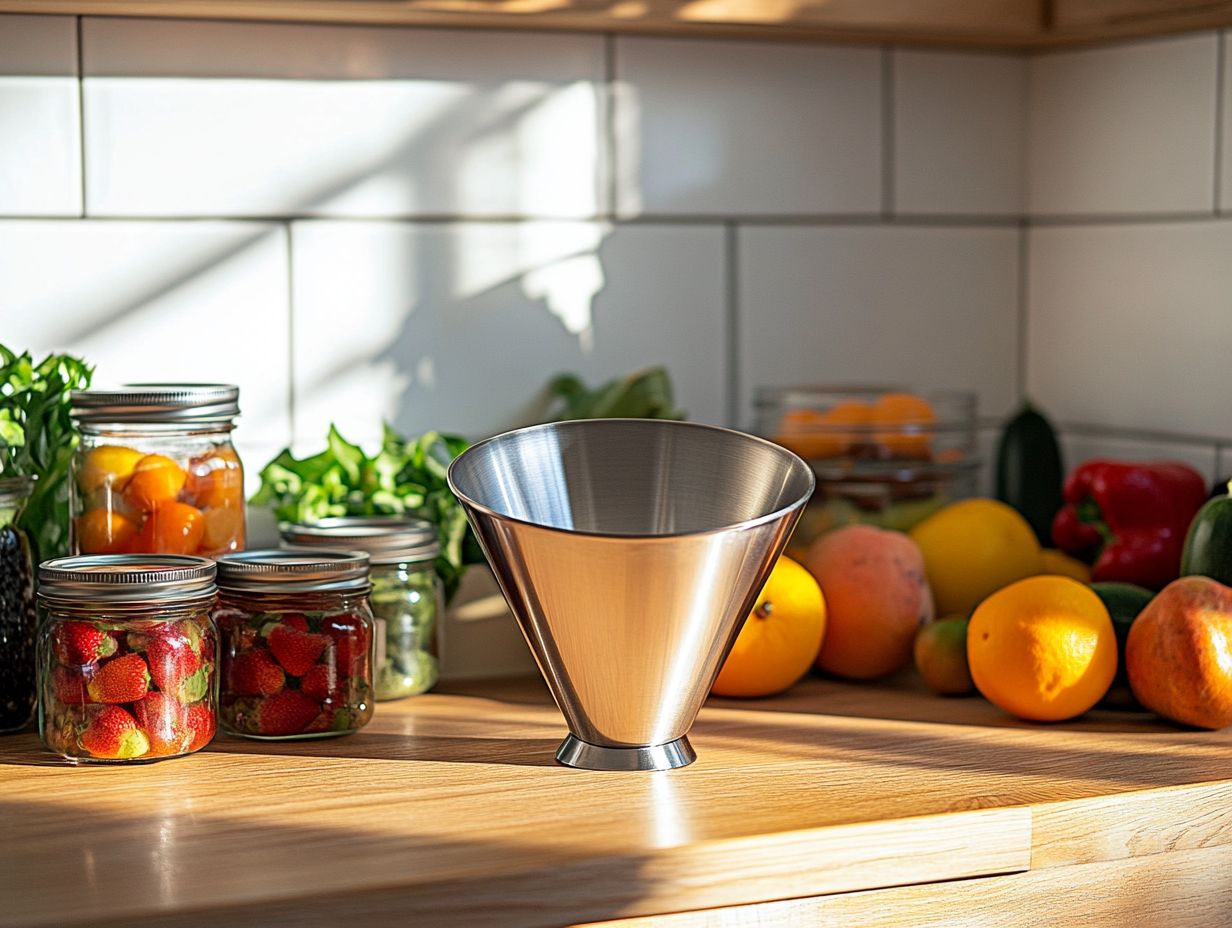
[756, 386, 979, 552]
[69, 385, 246, 558]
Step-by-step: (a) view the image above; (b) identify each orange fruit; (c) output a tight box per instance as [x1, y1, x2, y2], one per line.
[914, 616, 974, 696]
[968, 575, 1117, 722]
[870, 392, 935, 458]
[129, 502, 205, 555]
[75, 509, 138, 555]
[123, 454, 187, 511]
[1039, 548, 1092, 583]
[712, 556, 826, 698]
[78, 445, 145, 494]
[773, 402, 869, 460]
[1126, 576, 1232, 729]
[185, 447, 244, 510]
[200, 503, 245, 554]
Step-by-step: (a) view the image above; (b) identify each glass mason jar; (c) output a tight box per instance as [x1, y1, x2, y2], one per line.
[36, 555, 219, 763]
[69, 384, 246, 558]
[214, 550, 375, 739]
[281, 518, 441, 701]
[0, 477, 37, 733]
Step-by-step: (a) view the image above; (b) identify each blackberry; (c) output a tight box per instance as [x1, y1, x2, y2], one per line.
[0, 523, 35, 732]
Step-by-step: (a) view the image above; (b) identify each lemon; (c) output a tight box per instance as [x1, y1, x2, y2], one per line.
[909, 498, 1042, 616]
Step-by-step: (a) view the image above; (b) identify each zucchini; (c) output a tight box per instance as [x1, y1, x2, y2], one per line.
[1091, 581, 1154, 710]
[995, 402, 1064, 547]
[1180, 483, 1232, 585]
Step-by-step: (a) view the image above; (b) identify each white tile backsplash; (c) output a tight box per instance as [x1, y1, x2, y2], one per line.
[893, 50, 1026, 216]
[81, 18, 605, 219]
[1222, 32, 1232, 214]
[737, 226, 1020, 427]
[1058, 432, 1219, 486]
[1027, 34, 1219, 216]
[0, 15, 81, 216]
[0, 220, 292, 478]
[614, 37, 881, 217]
[1027, 221, 1232, 440]
[291, 221, 726, 446]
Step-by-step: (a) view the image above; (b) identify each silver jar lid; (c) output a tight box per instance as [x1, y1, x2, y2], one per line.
[70, 383, 240, 424]
[280, 517, 439, 565]
[215, 549, 370, 593]
[0, 476, 33, 507]
[38, 555, 217, 607]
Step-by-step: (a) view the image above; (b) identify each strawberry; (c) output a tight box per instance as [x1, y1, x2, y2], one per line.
[132, 692, 189, 756]
[323, 613, 370, 676]
[53, 622, 117, 665]
[256, 690, 320, 736]
[228, 650, 285, 696]
[78, 705, 150, 759]
[146, 632, 202, 695]
[184, 702, 215, 752]
[300, 663, 338, 702]
[86, 653, 151, 704]
[51, 664, 93, 706]
[267, 624, 328, 677]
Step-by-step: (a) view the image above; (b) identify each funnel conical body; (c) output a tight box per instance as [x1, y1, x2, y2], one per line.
[448, 419, 813, 768]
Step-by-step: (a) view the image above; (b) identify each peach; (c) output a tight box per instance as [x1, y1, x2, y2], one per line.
[802, 524, 934, 679]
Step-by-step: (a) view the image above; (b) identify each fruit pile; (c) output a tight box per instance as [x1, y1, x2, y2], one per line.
[216, 609, 374, 738]
[41, 617, 216, 761]
[75, 444, 245, 557]
[772, 392, 939, 462]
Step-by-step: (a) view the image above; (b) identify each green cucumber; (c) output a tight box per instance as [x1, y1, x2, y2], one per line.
[1091, 581, 1154, 710]
[995, 402, 1064, 546]
[1180, 484, 1232, 586]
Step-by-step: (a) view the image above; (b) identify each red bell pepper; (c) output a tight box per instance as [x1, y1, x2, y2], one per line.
[1052, 459, 1209, 591]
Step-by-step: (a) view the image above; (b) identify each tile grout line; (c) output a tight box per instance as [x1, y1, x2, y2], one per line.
[604, 33, 619, 220]
[724, 221, 739, 430]
[1215, 29, 1225, 215]
[1015, 220, 1030, 407]
[284, 221, 297, 446]
[75, 16, 86, 218]
[880, 46, 895, 219]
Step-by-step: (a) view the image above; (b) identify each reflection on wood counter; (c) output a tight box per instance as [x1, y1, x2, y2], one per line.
[3, 674, 1232, 927]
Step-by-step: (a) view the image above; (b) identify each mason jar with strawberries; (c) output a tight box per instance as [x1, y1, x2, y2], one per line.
[69, 384, 246, 558]
[36, 555, 219, 763]
[213, 550, 375, 739]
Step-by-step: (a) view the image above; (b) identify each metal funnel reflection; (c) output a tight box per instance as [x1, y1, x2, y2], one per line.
[447, 419, 814, 771]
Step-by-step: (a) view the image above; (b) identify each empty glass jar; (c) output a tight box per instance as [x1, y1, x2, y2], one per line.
[214, 550, 375, 739]
[36, 555, 219, 763]
[281, 518, 441, 701]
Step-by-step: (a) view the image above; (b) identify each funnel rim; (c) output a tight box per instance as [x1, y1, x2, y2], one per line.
[447, 418, 815, 541]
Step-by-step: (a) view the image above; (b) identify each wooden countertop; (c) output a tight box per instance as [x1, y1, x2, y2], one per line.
[3, 673, 1232, 927]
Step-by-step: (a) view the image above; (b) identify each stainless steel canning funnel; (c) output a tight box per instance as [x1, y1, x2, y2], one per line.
[447, 419, 814, 771]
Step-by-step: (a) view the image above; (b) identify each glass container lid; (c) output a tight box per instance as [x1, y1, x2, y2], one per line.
[38, 554, 217, 607]
[70, 384, 240, 424]
[215, 549, 370, 593]
[280, 517, 439, 565]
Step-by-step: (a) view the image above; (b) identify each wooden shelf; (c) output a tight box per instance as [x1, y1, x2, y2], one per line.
[3, 673, 1232, 926]
[2, 0, 1232, 48]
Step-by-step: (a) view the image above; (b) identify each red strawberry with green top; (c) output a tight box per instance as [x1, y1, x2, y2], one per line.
[54, 622, 117, 665]
[146, 633, 202, 695]
[51, 664, 93, 706]
[132, 692, 189, 756]
[79, 705, 150, 759]
[323, 613, 369, 676]
[300, 663, 338, 702]
[185, 702, 215, 752]
[86, 653, 151, 704]
[256, 690, 320, 736]
[267, 624, 329, 677]
[228, 650, 285, 696]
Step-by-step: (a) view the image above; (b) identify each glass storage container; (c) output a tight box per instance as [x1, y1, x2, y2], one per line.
[36, 555, 219, 763]
[281, 517, 441, 701]
[755, 386, 979, 554]
[0, 477, 37, 732]
[69, 384, 246, 558]
[214, 550, 375, 739]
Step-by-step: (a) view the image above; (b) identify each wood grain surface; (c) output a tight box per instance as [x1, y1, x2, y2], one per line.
[2, 672, 1231, 927]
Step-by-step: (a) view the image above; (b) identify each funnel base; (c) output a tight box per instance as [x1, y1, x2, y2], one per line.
[555, 734, 696, 771]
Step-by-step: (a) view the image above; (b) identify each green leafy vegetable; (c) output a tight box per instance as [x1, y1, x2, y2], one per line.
[545, 366, 684, 421]
[0, 345, 94, 565]
[250, 424, 482, 602]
